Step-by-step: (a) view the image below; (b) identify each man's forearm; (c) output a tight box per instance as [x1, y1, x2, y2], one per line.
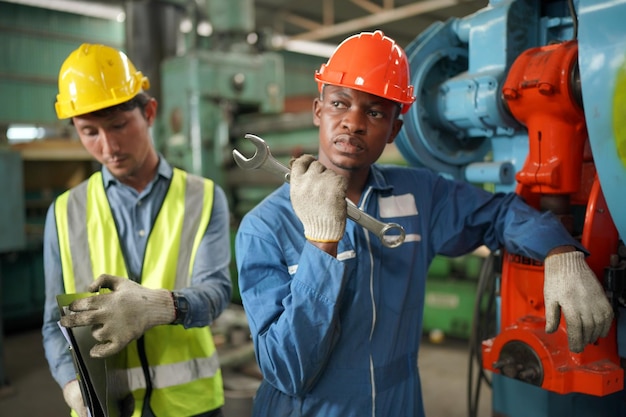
[546, 245, 577, 258]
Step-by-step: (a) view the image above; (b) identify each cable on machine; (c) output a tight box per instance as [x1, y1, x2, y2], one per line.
[467, 250, 499, 417]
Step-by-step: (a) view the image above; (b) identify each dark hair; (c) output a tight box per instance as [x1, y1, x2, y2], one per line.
[70, 92, 152, 123]
[93, 92, 152, 118]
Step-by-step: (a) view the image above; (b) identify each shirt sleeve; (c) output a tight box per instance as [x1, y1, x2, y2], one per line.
[41, 202, 77, 389]
[236, 209, 347, 395]
[176, 184, 232, 327]
[428, 175, 585, 259]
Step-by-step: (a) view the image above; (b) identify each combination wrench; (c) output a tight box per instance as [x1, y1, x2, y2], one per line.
[232, 133, 406, 248]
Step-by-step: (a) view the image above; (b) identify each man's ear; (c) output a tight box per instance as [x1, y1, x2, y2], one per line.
[145, 98, 158, 126]
[387, 118, 403, 144]
[312, 97, 322, 127]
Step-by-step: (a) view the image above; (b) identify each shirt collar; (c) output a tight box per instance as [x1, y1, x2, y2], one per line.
[102, 154, 173, 189]
[367, 164, 395, 194]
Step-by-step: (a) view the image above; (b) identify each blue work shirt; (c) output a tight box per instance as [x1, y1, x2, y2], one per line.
[42, 157, 232, 389]
[235, 164, 583, 417]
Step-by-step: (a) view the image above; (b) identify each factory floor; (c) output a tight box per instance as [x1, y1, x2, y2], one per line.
[0, 325, 492, 417]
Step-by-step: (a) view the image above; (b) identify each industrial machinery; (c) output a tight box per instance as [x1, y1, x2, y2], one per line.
[422, 253, 486, 341]
[0, 146, 26, 390]
[157, 0, 286, 203]
[395, 0, 626, 415]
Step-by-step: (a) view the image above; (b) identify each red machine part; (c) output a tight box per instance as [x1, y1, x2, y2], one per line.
[481, 40, 623, 396]
[503, 40, 586, 195]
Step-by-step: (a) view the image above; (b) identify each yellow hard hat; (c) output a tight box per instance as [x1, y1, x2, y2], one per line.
[55, 43, 150, 119]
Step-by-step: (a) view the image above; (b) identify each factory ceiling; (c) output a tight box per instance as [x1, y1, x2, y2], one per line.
[2, 0, 489, 52]
[254, 0, 488, 48]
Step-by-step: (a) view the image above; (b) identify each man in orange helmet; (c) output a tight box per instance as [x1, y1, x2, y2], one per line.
[41, 44, 231, 417]
[235, 31, 613, 417]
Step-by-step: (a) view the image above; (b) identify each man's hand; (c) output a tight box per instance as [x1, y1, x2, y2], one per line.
[544, 251, 613, 353]
[60, 274, 176, 358]
[62, 379, 88, 417]
[290, 155, 348, 243]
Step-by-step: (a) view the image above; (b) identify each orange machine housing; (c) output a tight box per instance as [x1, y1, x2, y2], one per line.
[481, 40, 624, 396]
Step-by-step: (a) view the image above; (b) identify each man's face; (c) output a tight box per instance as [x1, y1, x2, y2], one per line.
[72, 99, 157, 180]
[313, 85, 403, 175]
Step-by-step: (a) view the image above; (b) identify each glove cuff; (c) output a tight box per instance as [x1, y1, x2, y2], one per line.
[545, 250, 586, 276]
[145, 288, 177, 327]
[302, 216, 345, 243]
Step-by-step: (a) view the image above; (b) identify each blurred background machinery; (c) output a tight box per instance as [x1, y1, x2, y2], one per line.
[2, 0, 626, 416]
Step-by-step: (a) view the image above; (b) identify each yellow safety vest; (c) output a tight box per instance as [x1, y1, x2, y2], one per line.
[55, 168, 224, 417]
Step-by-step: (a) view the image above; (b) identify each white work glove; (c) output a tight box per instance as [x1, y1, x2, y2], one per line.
[290, 155, 348, 243]
[544, 251, 613, 353]
[60, 274, 176, 358]
[62, 379, 88, 417]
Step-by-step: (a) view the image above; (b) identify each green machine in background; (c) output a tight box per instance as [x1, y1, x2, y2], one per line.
[423, 253, 488, 341]
[157, 0, 284, 196]
[157, 0, 294, 305]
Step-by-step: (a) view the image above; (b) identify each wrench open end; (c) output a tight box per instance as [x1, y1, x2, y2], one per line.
[232, 134, 269, 170]
[233, 133, 292, 182]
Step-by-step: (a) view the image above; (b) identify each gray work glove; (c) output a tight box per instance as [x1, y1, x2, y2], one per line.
[290, 154, 348, 243]
[60, 274, 176, 358]
[62, 379, 88, 417]
[544, 251, 613, 353]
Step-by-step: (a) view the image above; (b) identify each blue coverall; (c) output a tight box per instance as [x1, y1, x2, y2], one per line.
[235, 163, 583, 417]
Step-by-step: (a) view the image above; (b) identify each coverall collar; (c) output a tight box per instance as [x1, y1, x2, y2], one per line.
[366, 164, 396, 194]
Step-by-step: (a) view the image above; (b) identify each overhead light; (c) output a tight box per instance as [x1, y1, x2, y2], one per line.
[3, 0, 125, 21]
[284, 40, 336, 57]
[272, 36, 336, 58]
[7, 125, 46, 142]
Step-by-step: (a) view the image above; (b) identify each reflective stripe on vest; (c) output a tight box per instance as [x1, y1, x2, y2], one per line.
[124, 354, 221, 391]
[55, 168, 224, 416]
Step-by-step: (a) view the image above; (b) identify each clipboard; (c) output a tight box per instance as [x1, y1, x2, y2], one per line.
[57, 292, 134, 417]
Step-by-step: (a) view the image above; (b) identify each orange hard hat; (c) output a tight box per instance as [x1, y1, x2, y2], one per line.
[55, 43, 149, 119]
[315, 30, 415, 114]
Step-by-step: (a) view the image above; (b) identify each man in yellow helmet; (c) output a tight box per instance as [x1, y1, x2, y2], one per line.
[42, 44, 231, 417]
[235, 31, 613, 417]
